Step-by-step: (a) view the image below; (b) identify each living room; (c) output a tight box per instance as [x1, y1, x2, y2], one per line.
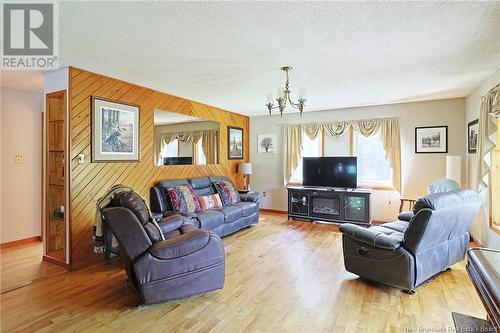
[1, 1, 499, 332]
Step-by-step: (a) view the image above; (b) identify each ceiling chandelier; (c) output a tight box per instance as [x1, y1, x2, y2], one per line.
[266, 66, 306, 116]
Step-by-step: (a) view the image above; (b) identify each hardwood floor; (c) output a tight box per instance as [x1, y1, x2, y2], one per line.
[0, 213, 487, 332]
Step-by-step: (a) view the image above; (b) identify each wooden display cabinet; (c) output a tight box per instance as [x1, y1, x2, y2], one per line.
[44, 91, 67, 263]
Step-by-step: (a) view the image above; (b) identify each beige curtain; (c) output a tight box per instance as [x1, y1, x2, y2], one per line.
[324, 121, 351, 137]
[201, 130, 218, 164]
[154, 134, 176, 166]
[476, 84, 500, 190]
[155, 131, 205, 166]
[281, 118, 401, 192]
[379, 119, 402, 193]
[283, 125, 303, 186]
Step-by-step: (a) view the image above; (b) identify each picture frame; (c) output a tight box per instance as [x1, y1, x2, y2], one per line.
[415, 126, 448, 154]
[258, 133, 277, 154]
[468, 119, 479, 154]
[91, 96, 140, 162]
[227, 126, 243, 160]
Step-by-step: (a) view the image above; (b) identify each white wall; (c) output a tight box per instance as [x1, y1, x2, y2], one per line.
[250, 98, 466, 222]
[1, 87, 43, 243]
[465, 69, 500, 249]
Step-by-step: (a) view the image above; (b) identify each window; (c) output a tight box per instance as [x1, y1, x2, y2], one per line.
[196, 138, 206, 165]
[290, 130, 322, 183]
[354, 131, 393, 188]
[161, 139, 178, 158]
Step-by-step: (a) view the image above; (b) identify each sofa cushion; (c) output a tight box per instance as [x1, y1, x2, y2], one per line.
[339, 223, 403, 250]
[214, 180, 240, 206]
[196, 210, 225, 230]
[188, 177, 215, 196]
[233, 201, 258, 217]
[167, 185, 202, 213]
[198, 194, 223, 210]
[218, 205, 243, 223]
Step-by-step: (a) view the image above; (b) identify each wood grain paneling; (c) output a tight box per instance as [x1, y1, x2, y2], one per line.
[69, 67, 249, 269]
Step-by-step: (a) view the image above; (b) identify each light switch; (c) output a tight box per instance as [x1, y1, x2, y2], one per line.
[15, 155, 22, 164]
[78, 154, 85, 164]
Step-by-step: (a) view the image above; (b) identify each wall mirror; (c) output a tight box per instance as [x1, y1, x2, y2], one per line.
[154, 109, 220, 166]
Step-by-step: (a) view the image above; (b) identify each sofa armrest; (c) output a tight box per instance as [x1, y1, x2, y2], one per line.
[339, 223, 402, 250]
[240, 192, 259, 203]
[398, 211, 414, 222]
[149, 229, 210, 260]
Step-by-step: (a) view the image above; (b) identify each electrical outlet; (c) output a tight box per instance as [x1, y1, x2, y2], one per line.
[15, 155, 22, 164]
[78, 154, 85, 164]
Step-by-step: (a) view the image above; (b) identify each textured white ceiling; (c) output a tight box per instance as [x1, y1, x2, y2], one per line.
[57, 1, 500, 116]
[154, 109, 203, 125]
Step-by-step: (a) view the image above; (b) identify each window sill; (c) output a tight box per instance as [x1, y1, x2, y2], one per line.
[357, 184, 396, 191]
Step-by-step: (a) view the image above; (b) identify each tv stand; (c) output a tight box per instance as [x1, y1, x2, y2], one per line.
[287, 186, 371, 225]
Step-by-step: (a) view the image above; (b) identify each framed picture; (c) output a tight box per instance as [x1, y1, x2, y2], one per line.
[91, 96, 140, 162]
[415, 126, 448, 153]
[468, 119, 479, 154]
[258, 133, 277, 154]
[227, 126, 243, 160]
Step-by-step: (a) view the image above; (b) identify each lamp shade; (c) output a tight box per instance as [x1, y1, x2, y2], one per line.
[446, 155, 461, 187]
[238, 163, 252, 175]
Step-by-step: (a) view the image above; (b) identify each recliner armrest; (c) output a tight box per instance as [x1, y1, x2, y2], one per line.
[149, 229, 210, 260]
[240, 192, 259, 203]
[339, 223, 402, 250]
[157, 214, 194, 235]
[398, 211, 414, 222]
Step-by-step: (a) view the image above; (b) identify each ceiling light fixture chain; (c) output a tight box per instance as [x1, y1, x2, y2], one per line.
[266, 66, 307, 117]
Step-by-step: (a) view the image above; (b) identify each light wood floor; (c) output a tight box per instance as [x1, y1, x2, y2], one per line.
[0, 213, 487, 332]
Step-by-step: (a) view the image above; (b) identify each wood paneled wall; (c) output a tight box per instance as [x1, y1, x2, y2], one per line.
[69, 67, 249, 269]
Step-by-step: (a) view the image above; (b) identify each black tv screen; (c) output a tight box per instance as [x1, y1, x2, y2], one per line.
[303, 157, 357, 188]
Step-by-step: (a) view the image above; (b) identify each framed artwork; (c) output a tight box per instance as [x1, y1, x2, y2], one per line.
[468, 119, 479, 154]
[415, 126, 448, 154]
[91, 96, 140, 162]
[227, 126, 243, 160]
[258, 133, 277, 154]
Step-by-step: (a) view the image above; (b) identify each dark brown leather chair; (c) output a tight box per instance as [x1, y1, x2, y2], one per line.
[101, 191, 225, 305]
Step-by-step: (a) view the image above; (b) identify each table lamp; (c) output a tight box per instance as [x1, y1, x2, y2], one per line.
[238, 163, 253, 191]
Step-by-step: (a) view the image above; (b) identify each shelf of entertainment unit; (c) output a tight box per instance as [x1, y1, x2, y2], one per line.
[286, 186, 371, 225]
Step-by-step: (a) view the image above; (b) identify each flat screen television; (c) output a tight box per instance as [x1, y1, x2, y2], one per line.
[303, 157, 357, 188]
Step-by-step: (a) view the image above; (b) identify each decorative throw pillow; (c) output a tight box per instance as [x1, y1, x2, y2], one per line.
[167, 185, 201, 213]
[214, 180, 240, 206]
[198, 194, 223, 210]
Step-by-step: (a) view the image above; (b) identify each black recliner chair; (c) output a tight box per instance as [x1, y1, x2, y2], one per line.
[340, 189, 481, 293]
[101, 191, 225, 305]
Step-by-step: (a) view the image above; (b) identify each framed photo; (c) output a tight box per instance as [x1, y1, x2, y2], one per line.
[91, 96, 140, 162]
[258, 133, 277, 154]
[227, 126, 243, 160]
[415, 126, 448, 154]
[468, 119, 479, 154]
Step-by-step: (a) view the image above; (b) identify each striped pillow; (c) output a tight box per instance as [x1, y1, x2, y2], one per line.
[214, 180, 240, 206]
[198, 194, 223, 210]
[167, 185, 201, 213]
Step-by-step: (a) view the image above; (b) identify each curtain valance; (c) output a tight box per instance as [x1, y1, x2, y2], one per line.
[154, 129, 218, 165]
[282, 117, 401, 193]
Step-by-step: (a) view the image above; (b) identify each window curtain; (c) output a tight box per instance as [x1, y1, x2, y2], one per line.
[282, 118, 401, 192]
[201, 129, 218, 164]
[476, 84, 500, 190]
[283, 125, 303, 186]
[154, 130, 205, 166]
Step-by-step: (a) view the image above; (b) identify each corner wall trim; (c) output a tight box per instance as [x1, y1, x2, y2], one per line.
[0, 236, 41, 249]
